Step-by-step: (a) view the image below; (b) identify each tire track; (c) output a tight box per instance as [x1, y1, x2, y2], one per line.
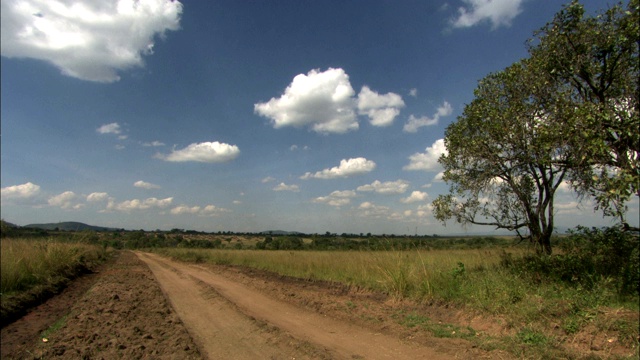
[136, 252, 452, 359]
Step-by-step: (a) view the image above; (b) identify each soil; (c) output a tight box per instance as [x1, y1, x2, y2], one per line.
[1, 250, 636, 359]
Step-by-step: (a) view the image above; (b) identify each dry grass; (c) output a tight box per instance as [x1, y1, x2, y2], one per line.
[1, 238, 106, 294]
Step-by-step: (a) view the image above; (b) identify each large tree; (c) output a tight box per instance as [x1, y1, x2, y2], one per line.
[432, 1, 639, 254]
[432, 60, 575, 255]
[529, 0, 639, 223]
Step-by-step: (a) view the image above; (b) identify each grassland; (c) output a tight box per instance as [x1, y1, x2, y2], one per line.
[0, 237, 108, 324]
[155, 246, 639, 359]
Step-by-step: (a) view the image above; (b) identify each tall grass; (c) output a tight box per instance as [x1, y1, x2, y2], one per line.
[155, 248, 521, 300]
[0, 238, 106, 294]
[155, 247, 638, 322]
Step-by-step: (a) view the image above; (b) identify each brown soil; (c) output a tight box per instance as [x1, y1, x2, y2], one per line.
[1, 251, 201, 359]
[2, 250, 636, 359]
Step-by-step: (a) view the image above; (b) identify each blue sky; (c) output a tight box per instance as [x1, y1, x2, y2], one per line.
[2, 0, 636, 234]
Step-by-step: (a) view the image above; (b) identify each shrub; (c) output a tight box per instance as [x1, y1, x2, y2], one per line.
[503, 226, 639, 296]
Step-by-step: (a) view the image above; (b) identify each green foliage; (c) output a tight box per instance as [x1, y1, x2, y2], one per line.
[256, 236, 303, 250]
[503, 226, 639, 296]
[529, 0, 640, 220]
[433, 0, 639, 254]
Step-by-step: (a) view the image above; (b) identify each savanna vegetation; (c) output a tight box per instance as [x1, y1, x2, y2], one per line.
[1, 1, 638, 358]
[0, 228, 109, 326]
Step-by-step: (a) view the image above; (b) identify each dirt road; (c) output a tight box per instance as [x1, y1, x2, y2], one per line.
[136, 252, 454, 359]
[2, 251, 501, 359]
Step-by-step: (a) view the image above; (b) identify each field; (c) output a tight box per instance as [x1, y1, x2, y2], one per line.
[1, 228, 638, 359]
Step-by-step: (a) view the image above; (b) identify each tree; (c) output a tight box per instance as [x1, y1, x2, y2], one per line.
[528, 0, 639, 223]
[432, 60, 574, 255]
[432, 0, 639, 254]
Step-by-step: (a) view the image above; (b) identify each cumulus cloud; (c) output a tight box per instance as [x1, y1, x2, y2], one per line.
[170, 205, 200, 215]
[403, 139, 447, 171]
[400, 191, 429, 204]
[170, 204, 230, 216]
[403, 101, 452, 133]
[97, 122, 121, 135]
[1, 0, 183, 82]
[313, 190, 356, 207]
[107, 196, 173, 212]
[156, 141, 240, 163]
[134, 180, 160, 189]
[357, 180, 409, 194]
[451, 0, 524, 29]
[301, 157, 376, 180]
[48, 191, 82, 209]
[255, 68, 405, 133]
[86, 192, 109, 202]
[254, 68, 357, 134]
[1, 182, 40, 199]
[357, 86, 405, 127]
[358, 201, 391, 218]
[273, 183, 300, 192]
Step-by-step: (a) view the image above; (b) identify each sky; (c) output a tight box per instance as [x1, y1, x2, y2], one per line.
[1, 0, 637, 235]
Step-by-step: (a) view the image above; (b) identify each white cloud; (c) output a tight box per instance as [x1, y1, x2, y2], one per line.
[48, 191, 81, 209]
[357, 86, 405, 127]
[261, 176, 276, 183]
[403, 139, 447, 171]
[1, 0, 183, 82]
[357, 180, 410, 194]
[254, 68, 358, 134]
[451, 0, 524, 29]
[1, 182, 40, 199]
[313, 190, 356, 207]
[301, 157, 376, 179]
[409, 88, 418, 97]
[401, 191, 429, 204]
[358, 201, 391, 218]
[170, 204, 230, 216]
[97, 122, 121, 135]
[86, 192, 109, 202]
[416, 203, 434, 217]
[170, 205, 201, 215]
[142, 141, 165, 147]
[403, 101, 452, 133]
[107, 196, 173, 212]
[134, 180, 160, 189]
[156, 141, 240, 163]
[273, 182, 300, 192]
[434, 171, 445, 182]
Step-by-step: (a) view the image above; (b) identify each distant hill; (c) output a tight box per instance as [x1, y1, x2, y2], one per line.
[24, 222, 117, 232]
[260, 230, 304, 236]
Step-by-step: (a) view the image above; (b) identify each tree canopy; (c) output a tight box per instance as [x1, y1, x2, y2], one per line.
[530, 0, 639, 222]
[432, 0, 639, 254]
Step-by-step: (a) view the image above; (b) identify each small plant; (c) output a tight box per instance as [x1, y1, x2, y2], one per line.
[516, 327, 548, 345]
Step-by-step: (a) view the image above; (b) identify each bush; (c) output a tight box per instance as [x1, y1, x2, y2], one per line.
[503, 226, 639, 296]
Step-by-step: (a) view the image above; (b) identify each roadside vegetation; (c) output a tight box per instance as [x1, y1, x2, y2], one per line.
[151, 227, 638, 359]
[0, 227, 109, 326]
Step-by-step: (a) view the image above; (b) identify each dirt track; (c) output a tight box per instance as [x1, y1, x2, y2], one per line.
[137, 252, 456, 359]
[2, 251, 502, 359]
